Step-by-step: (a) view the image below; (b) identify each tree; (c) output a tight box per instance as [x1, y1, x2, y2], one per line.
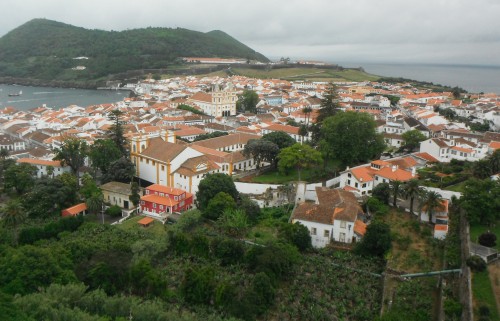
[461, 179, 500, 225]
[421, 190, 443, 223]
[23, 176, 79, 218]
[53, 137, 88, 183]
[478, 232, 497, 248]
[236, 90, 259, 113]
[0, 245, 76, 295]
[402, 179, 421, 215]
[86, 192, 104, 216]
[107, 109, 128, 156]
[129, 181, 141, 212]
[389, 180, 403, 207]
[101, 157, 135, 183]
[372, 183, 390, 205]
[302, 106, 313, 127]
[316, 83, 340, 123]
[216, 208, 249, 239]
[0, 199, 26, 238]
[401, 130, 427, 152]
[489, 149, 500, 174]
[4, 163, 36, 195]
[320, 111, 386, 167]
[196, 173, 239, 210]
[355, 221, 392, 257]
[204, 191, 237, 220]
[278, 222, 312, 251]
[298, 124, 308, 143]
[278, 143, 322, 181]
[243, 139, 279, 169]
[472, 159, 492, 179]
[262, 131, 295, 150]
[79, 173, 100, 199]
[452, 86, 462, 99]
[88, 139, 122, 175]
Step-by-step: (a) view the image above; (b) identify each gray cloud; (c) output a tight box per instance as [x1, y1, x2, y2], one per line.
[1, 0, 500, 65]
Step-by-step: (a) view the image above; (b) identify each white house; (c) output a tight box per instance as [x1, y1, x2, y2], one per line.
[291, 187, 366, 248]
[17, 158, 72, 178]
[339, 158, 417, 197]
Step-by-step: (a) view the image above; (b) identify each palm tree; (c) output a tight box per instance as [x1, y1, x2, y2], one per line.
[389, 180, 403, 207]
[421, 191, 443, 223]
[86, 192, 104, 216]
[1, 199, 26, 244]
[403, 179, 421, 215]
[302, 106, 313, 127]
[1, 199, 26, 228]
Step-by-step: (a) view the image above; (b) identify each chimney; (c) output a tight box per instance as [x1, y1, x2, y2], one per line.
[412, 167, 416, 177]
[392, 165, 397, 172]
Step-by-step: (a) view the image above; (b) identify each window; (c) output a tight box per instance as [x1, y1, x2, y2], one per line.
[310, 227, 317, 235]
[153, 204, 156, 208]
[347, 179, 351, 185]
[160, 205, 163, 210]
[324, 230, 329, 238]
[340, 221, 346, 228]
[362, 183, 366, 188]
[141, 201, 144, 205]
[355, 182, 359, 188]
[174, 196, 178, 201]
[348, 173, 352, 178]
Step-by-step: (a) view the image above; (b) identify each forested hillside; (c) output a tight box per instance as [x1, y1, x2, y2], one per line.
[0, 19, 268, 85]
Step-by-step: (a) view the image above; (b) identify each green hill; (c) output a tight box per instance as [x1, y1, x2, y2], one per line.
[0, 19, 269, 87]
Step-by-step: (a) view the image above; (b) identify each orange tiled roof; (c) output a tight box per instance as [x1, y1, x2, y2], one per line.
[138, 216, 154, 226]
[141, 194, 179, 206]
[146, 184, 185, 196]
[17, 158, 63, 167]
[62, 203, 87, 216]
[354, 220, 367, 236]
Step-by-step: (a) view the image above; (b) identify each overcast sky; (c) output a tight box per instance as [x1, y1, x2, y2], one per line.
[1, 0, 500, 66]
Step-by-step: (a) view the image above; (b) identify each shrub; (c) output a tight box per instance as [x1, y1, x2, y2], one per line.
[212, 237, 245, 266]
[478, 232, 497, 248]
[466, 255, 486, 272]
[443, 298, 462, 318]
[278, 222, 312, 252]
[105, 205, 122, 217]
[479, 305, 490, 316]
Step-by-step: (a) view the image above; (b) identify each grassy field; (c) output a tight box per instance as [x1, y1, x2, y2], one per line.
[247, 168, 320, 184]
[163, 65, 380, 82]
[117, 215, 167, 237]
[473, 270, 500, 321]
[229, 67, 380, 82]
[382, 209, 443, 272]
[470, 220, 500, 250]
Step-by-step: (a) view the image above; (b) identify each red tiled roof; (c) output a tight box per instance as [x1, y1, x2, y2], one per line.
[62, 203, 87, 217]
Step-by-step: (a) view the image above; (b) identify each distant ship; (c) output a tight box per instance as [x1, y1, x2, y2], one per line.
[8, 90, 22, 97]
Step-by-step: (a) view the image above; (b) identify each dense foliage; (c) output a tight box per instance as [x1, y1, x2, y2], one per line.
[320, 111, 385, 166]
[0, 19, 269, 85]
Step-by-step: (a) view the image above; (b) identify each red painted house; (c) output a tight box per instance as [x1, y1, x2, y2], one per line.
[140, 184, 193, 217]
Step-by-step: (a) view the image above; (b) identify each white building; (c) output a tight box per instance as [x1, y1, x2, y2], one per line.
[187, 85, 237, 117]
[17, 158, 72, 178]
[291, 187, 366, 248]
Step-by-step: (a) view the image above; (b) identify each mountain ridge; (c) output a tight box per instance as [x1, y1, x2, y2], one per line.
[0, 19, 269, 87]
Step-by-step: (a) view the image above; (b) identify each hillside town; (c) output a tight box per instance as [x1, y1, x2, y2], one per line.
[1, 73, 500, 320]
[1, 75, 499, 219]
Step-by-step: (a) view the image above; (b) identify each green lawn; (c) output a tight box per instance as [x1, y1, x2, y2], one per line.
[117, 215, 167, 237]
[470, 221, 500, 251]
[472, 270, 500, 321]
[445, 180, 468, 193]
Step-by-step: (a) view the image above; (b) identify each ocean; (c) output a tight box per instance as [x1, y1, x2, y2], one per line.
[338, 62, 500, 94]
[0, 84, 129, 111]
